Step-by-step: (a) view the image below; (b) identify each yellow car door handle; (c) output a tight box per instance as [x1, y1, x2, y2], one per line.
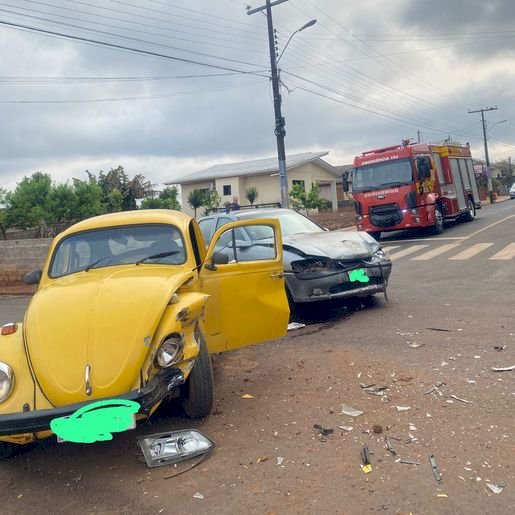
[270, 272, 284, 279]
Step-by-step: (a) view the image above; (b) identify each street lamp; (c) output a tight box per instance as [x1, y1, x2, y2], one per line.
[487, 119, 507, 134]
[277, 19, 317, 64]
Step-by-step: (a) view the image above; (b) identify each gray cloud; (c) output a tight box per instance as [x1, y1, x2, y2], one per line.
[1, 0, 514, 189]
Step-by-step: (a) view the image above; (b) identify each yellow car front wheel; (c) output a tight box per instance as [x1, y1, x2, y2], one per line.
[181, 328, 214, 419]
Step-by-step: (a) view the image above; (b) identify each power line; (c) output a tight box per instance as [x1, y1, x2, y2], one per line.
[0, 78, 267, 103]
[0, 11, 268, 69]
[0, 1, 268, 54]
[0, 72, 246, 84]
[0, 19, 270, 76]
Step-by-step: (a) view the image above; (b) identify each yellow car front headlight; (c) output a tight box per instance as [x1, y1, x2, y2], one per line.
[0, 362, 14, 402]
[155, 335, 184, 368]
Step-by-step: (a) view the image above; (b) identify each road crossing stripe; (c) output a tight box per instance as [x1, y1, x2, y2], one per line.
[382, 246, 400, 254]
[449, 243, 494, 260]
[411, 243, 461, 260]
[389, 245, 429, 261]
[489, 243, 515, 260]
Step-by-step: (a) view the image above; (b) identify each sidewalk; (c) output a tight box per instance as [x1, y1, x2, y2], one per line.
[481, 195, 510, 206]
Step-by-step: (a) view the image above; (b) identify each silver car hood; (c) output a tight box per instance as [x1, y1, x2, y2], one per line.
[282, 230, 380, 260]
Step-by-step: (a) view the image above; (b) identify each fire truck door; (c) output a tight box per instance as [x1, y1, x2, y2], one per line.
[465, 159, 480, 202]
[450, 158, 467, 210]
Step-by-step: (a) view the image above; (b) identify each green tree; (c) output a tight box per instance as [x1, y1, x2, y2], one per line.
[95, 166, 153, 211]
[245, 186, 259, 205]
[72, 178, 104, 219]
[289, 182, 325, 215]
[140, 186, 181, 211]
[159, 186, 181, 210]
[187, 189, 206, 218]
[107, 189, 124, 212]
[0, 188, 9, 240]
[203, 190, 221, 215]
[46, 183, 76, 235]
[5, 172, 52, 236]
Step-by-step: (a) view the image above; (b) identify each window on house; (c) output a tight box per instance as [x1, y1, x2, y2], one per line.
[292, 180, 305, 191]
[223, 185, 232, 196]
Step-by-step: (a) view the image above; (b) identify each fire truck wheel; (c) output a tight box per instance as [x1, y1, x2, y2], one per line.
[432, 206, 444, 234]
[464, 198, 475, 222]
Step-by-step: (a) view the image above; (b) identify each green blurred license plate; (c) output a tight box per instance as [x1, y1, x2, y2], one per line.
[348, 269, 370, 283]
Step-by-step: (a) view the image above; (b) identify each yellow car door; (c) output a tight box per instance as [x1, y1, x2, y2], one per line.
[198, 218, 289, 353]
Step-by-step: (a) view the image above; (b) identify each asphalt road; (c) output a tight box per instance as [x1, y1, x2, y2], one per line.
[0, 200, 514, 514]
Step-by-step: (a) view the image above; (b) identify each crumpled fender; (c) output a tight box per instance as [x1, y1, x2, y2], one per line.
[137, 291, 210, 388]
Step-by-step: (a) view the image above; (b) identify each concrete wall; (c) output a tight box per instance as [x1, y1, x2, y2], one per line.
[0, 239, 51, 285]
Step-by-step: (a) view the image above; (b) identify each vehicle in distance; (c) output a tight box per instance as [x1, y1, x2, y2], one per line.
[198, 208, 392, 309]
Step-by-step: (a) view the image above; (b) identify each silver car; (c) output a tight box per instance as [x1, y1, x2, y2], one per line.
[198, 209, 392, 309]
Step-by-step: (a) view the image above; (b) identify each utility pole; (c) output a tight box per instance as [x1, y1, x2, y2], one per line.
[248, 0, 289, 208]
[468, 106, 498, 204]
[417, 130, 422, 143]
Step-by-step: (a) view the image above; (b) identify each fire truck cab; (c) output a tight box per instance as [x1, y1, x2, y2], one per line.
[351, 140, 481, 239]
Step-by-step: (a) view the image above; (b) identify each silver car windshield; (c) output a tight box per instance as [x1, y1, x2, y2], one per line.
[50, 224, 186, 278]
[237, 210, 323, 237]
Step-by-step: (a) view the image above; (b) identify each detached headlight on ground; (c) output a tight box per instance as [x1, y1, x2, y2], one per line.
[0, 362, 14, 402]
[155, 335, 184, 368]
[138, 429, 215, 467]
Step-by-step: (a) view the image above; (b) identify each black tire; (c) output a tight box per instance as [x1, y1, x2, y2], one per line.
[0, 442, 18, 459]
[181, 328, 214, 419]
[432, 205, 444, 234]
[463, 198, 475, 222]
[369, 231, 381, 241]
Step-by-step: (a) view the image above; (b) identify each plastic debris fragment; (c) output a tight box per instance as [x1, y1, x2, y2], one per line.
[341, 405, 364, 417]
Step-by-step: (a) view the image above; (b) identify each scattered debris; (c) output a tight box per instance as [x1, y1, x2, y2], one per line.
[425, 382, 444, 395]
[276, 457, 284, 466]
[449, 394, 473, 404]
[361, 445, 372, 474]
[486, 483, 505, 494]
[409, 424, 417, 431]
[313, 424, 334, 436]
[338, 425, 354, 432]
[491, 365, 515, 372]
[241, 394, 254, 399]
[193, 492, 204, 500]
[494, 345, 506, 351]
[436, 493, 448, 498]
[373, 425, 383, 434]
[341, 405, 364, 417]
[395, 406, 411, 412]
[396, 458, 420, 465]
[426, 327, 452, 332]
[256, 456, 271, 464]
[361, 384, 388, 396]
[408, 341, 424, 348]
[429, 454, 442, 483]
[287, 322, 306, 331]
[384, 436, 396, 455]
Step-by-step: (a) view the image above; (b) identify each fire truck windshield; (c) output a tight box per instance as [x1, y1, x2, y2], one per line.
[353, 158, 413, 192]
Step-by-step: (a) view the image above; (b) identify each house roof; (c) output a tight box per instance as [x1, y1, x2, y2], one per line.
[165, 151, 341, 185]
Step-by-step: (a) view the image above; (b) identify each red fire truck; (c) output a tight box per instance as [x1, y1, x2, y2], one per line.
[351, 140, 481, 239]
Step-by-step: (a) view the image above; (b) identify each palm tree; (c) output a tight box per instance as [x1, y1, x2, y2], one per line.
[245, 186, 259, 206]
[187, 189, 206, 218]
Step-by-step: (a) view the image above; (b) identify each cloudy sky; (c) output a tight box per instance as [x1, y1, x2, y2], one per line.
[1, 0, 514, 189]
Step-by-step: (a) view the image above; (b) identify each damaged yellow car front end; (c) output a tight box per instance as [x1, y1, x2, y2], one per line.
[0, 210, 289, 456]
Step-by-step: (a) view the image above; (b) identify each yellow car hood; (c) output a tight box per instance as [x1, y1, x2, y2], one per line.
[24, 266, 192, 407]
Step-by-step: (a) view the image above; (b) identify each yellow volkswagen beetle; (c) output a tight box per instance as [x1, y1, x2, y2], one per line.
[0, 210, 289, 457]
